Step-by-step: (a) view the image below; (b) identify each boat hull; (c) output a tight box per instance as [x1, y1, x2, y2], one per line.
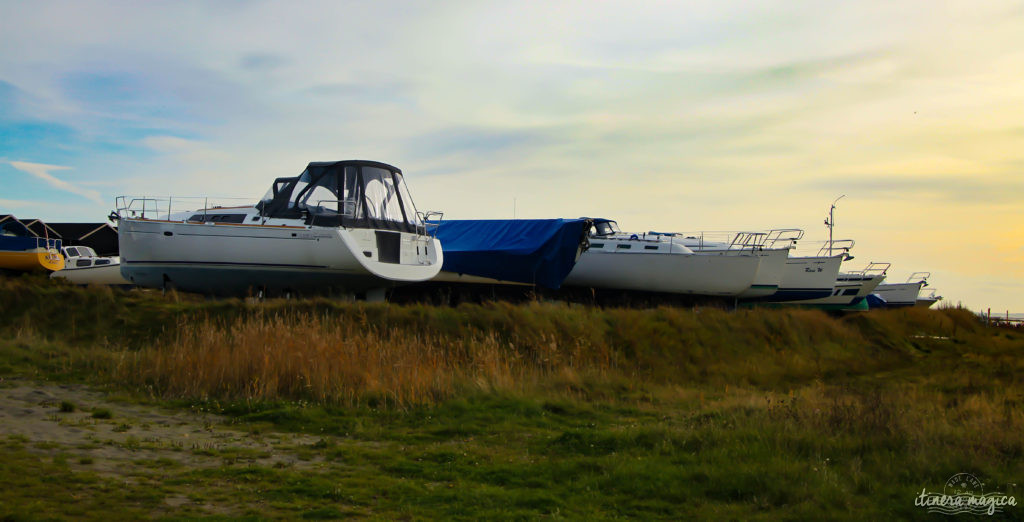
[871, 282, 925, 308]
[51, 261, 132, 286]
[564, 250, 761, 297]
[736, 248, 789, 298]
[0, 248, 64, 272]
[792, 273, 885, 308]
[117, 218, 442, 295]
[749, 254, 844, 303]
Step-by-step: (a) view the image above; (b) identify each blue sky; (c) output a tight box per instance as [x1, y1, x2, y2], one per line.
[1, 0, 1022, 311]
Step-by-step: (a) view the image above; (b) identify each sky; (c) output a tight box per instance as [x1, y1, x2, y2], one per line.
[1, 0, 1022, 312]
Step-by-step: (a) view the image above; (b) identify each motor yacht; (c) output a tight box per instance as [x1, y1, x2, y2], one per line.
[50, 245, 131, 286]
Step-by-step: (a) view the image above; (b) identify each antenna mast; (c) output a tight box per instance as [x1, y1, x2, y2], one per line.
[825, 195, 845, 256]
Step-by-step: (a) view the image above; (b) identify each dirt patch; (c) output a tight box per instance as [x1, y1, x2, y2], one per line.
[0, 379, 325, 477]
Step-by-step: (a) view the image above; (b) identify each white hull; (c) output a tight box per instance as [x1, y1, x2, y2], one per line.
[564, 249, 761, 297]
[873, 282, 925, 307]
[736, 248, 789, 298]
[793, 273, 885, 306]
[118, 218, 442, 295]
[752, 254, 845, 302]
[51, 259, 131, 286]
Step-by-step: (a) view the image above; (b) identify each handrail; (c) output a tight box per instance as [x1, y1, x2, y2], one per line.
[418, 211, 444, 238]
[673, 231, 744, 252]
[114, 195, 256, 221]
[729, 231, 769, 251]
[764, 228, 804, 249]
[907, 271, 931, 284]
[306, 199, 358, 228]
[816, 239, 856, 257]
[848, 262, 890, 276]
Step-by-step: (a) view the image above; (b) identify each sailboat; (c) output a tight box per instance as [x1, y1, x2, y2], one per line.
[115, 160, 443, 297]
[562, 219, 763, 297]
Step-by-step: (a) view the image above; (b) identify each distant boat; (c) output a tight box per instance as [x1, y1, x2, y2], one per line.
[0, 215, 64, 272]
[50, 245, 131, 286]
[671, 229, 798, 299]
[871, 272, 931, 308]
[748, 239, 852, 304]
[562, 219, 763, 297]
[818, 262, 889, 310]
[115, 160, 443, 297]
[915, 287, 943, 308]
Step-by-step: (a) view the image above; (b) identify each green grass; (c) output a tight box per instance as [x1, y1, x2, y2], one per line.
[0, 275, 1022, 519]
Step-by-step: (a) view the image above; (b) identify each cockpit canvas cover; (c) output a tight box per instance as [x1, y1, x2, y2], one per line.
[432, 219, 591, 289]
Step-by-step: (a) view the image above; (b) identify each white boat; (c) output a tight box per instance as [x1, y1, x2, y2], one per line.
[562, 219, 763, 297]
[115, 160, 443, 298]
[50, 246, 131, 286]
[676, 229, 801, 298]
[872, 272, 931, 308]
[791, 262, 888, 310]
[751, 239, 852, 303]
[916, 288, 943, 308]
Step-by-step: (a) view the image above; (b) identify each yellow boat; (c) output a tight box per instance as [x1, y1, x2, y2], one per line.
[0, 217, 65, 272]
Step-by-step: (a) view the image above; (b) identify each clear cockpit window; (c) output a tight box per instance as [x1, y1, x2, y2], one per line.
[362, 167, 406, 223]
[298, 172, 340, 214]
[395, 173, 419, 226]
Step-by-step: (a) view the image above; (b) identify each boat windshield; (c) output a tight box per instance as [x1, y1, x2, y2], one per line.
[257, 161, 421, 232]
[592, 220, 621, 237]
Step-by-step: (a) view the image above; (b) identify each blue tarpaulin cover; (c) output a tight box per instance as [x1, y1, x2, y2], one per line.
[865, 293, 888, 309]
[431, 219, 590, 289]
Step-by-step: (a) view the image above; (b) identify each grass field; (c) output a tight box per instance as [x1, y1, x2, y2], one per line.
[1, 273, 1021, 519]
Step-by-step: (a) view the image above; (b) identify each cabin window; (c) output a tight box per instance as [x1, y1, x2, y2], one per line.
[187, 214, 246, 224]
[644, 245, 659, 250]
[590, 243, 604, 248]
[616, 244, 631, 249]
[95, 259, 111, 265]
[66, 247, 79, 257]
[76, 259, 92, 267]
[842, 288, 858, 296]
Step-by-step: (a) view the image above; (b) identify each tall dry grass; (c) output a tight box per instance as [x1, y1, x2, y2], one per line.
[105, 304, 986, 407]
[2, 275, 999, 408]
[114, 312, 616, 407]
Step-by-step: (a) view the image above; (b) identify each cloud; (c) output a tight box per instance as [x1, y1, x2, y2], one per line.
[807, 174, 1024, 205]
[0, 197, 44, 209]
[240, 53, 289, 71]
[8, 161, 104, 205]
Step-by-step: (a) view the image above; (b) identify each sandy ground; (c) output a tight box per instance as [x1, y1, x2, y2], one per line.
[0, 378, 327, 514]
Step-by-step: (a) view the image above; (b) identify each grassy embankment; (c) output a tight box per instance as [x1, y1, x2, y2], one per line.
[0, 273, 1022, 519]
